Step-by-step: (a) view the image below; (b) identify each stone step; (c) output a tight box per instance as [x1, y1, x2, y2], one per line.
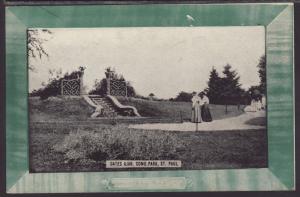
[94, 101, 113, 106]
[93, 102, 114, 108]
[88, 96, 120, 116]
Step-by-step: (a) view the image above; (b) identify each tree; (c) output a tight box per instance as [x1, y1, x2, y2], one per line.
[220, 64, 243, 113]
[247, 85, 262, 101]
[89, 78, 108, 96]
[148, 93, 155, 100]
[173, 91, 193, 102]
[29, 66, 85, 100]
[240, 55, 266, 105]
[206, 67, 222, 104]
[257, 55, 266, 94]
[126, 82, 136, 97]
[28, 29, 53, 71]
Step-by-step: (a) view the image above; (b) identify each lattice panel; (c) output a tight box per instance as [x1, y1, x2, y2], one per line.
[61, 79, 80, 96]
[110, 80, 127, 96]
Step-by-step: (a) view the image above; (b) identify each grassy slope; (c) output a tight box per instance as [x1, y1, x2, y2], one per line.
[29, 97, 94, 121]
[29, 96, 244, 122]
[117, 96, 244, 120]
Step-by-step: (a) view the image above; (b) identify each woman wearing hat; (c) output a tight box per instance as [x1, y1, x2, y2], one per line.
[199, 92, 212, 122]
[191, 92, 202, 123]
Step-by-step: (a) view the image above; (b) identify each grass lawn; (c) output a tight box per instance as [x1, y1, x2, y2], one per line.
[245, 117, 266, 126]
[30, 122, 267, 172]
[117, 96, 245, 121]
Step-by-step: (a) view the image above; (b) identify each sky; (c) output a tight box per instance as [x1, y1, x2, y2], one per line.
[29, 26, 265, 99]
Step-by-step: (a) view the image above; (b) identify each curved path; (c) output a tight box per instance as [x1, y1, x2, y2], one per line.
[129, 111, 266, 131]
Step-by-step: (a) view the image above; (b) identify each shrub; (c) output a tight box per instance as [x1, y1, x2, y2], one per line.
[53, 126, 186, 163]
[173, 91, 193, 102]
[30, 66, 85, 100]
[89, 67, 136, 97]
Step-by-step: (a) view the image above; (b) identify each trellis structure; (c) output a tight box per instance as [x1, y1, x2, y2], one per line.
[61, 78, 81, 96]
[108, 79, 127, 97]
[106, 69, 128, 97]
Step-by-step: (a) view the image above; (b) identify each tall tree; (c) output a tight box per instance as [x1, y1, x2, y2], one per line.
[173, 91, 193, 102]
[257, 55, 266, 94]
[206, 67, 222, 104]
[220, 64, 243, 112]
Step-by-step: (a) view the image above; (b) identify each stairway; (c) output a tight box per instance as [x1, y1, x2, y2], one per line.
[88, 95, 120, 117]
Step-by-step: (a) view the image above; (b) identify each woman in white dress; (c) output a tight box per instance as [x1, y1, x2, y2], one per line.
[191, 92, 202, 123]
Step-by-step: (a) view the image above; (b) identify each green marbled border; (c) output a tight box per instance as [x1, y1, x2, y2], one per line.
[6, 3, 294, 192]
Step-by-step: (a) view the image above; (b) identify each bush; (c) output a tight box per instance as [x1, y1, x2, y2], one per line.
[53, 126, 186, 162]
[89, 67, 136, 97]
[30, 67, 85, 100]
[173, 91, 193, 102]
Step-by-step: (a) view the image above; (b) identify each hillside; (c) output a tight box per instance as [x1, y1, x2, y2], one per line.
[29, 96, 245, 122]
[29, 96, 94, 122]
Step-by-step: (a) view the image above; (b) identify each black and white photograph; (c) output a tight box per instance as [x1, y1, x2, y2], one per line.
[28, 26, 267, 172]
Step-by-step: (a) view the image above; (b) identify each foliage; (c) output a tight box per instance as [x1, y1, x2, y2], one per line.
[247, 85, 262, 101]
[53, 126, 186, 162]
[126, 84, 136, 97]
[205, 65, 246, 105]
[28, 29, 53, 71]
[29, 66, 85, 100]
[257, 55, 266, 94]
[89, 78, 108, 96]
[205, 55, 266, 106]
[89, 67, 136, 97]
[205, 67, 223, 104]
[172, 91, 193, 102]
[245, 55, 266, 103]
[220, 64, 244, 105]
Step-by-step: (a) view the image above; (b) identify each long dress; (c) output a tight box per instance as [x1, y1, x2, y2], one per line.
[191, 96, 202, 123]
[201, 96, 212, 122]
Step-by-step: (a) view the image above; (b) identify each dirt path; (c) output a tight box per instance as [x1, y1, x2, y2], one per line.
[129, 111, 266, 131]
